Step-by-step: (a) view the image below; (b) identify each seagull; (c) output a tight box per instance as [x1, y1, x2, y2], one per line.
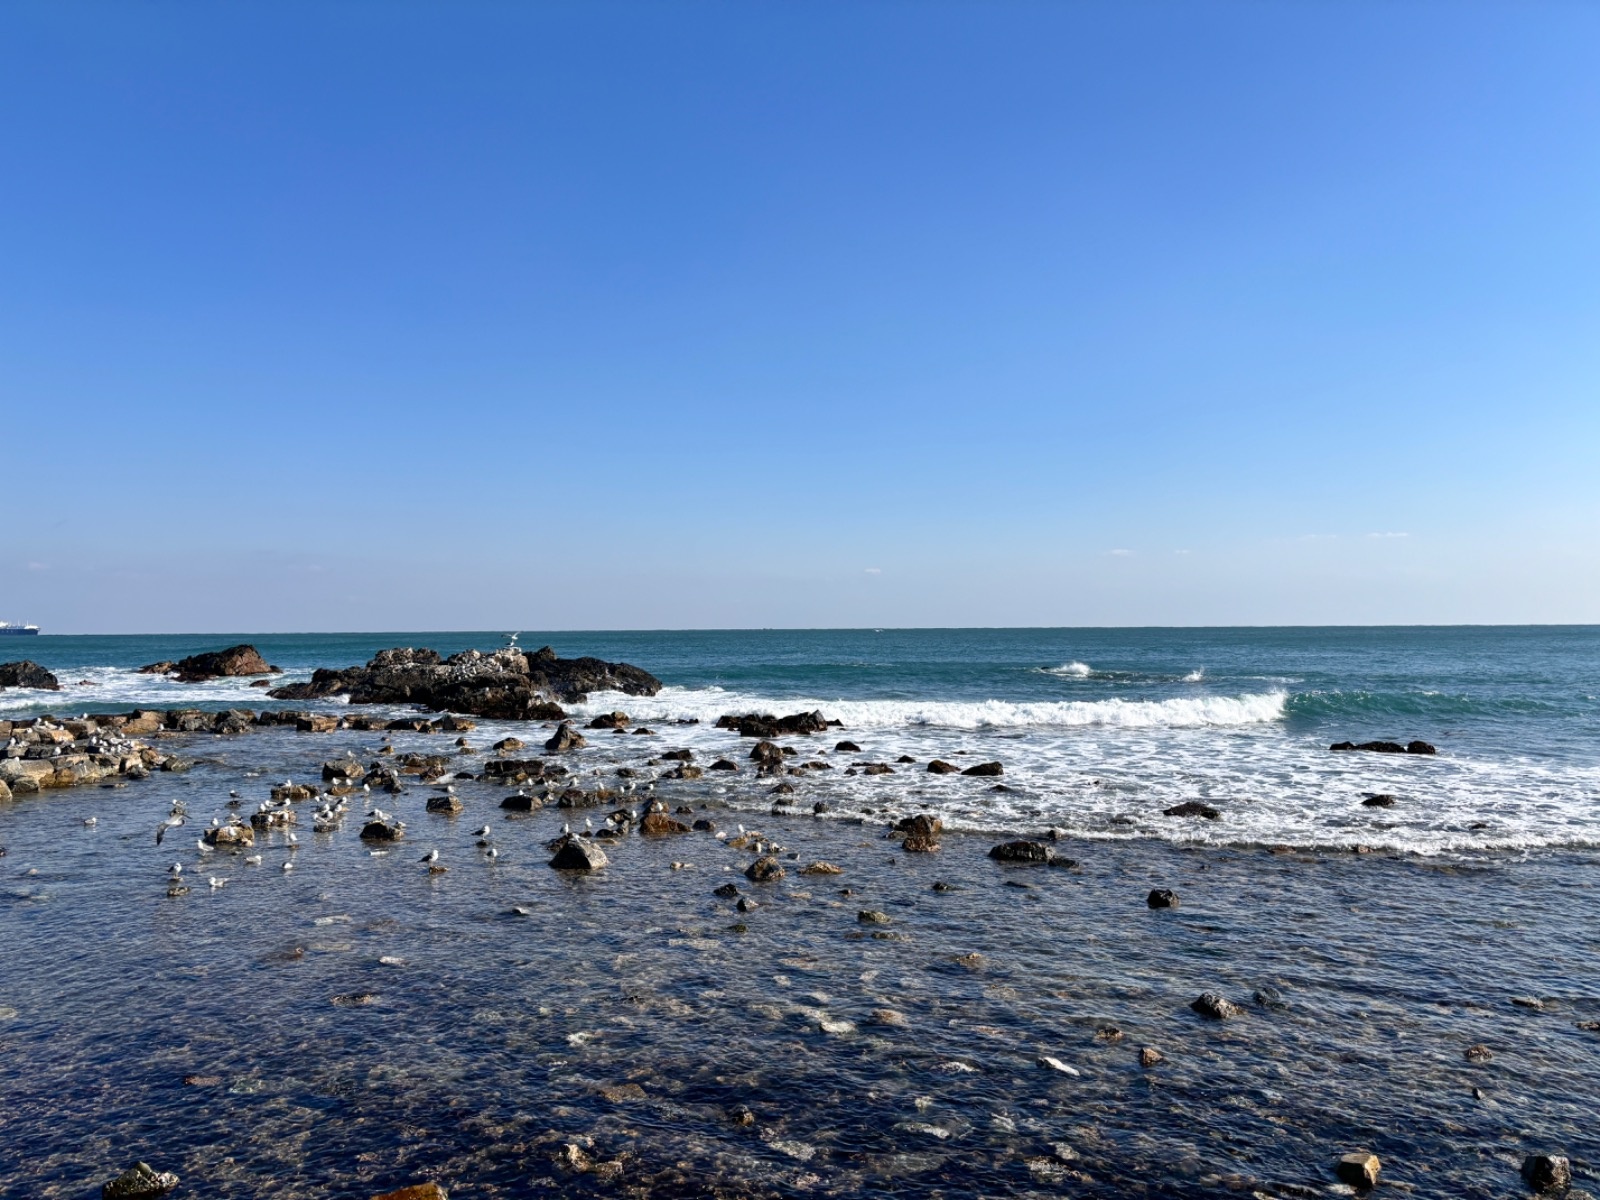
[168, 862, 183, 876]
[286, 832, 299, 845]
[420, 849, 439, 863]
[208, 876, 228, 889]
[229, 790, 240, 799]
[156, 815, 184, 845]
[281, 861, 294, 872]
[485, 847, 498, 859]
[472, 825, 491, 838]
[562, 822, 571, 835]
[82, 816, 97, 827]
[245, 854, 262, 866]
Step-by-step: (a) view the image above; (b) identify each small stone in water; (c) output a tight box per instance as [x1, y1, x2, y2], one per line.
[858, 909, 891, 924]
[1095, 1025, 1124, 1043]
[1190, 992, 1242, 1020]
[1139, 1046, 1164, 1067]
[1147, 888, 1179, 909]
[1336, 1151, 1381, 1189]
[819, 1016, 856, 1034]
[728, 1104, 755, 1126]
[1510, 996, 1545, 1010]
[1464, 1043, 1493, 1063]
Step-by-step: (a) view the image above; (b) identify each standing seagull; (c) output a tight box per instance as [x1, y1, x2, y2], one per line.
[419, 849, 439, 864]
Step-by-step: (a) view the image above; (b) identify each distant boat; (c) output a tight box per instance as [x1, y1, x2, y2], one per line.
[0, 621, 40, 636]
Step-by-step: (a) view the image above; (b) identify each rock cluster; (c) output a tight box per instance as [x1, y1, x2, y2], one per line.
[267, 645, 659, 718]
[2, 714, 185, 795]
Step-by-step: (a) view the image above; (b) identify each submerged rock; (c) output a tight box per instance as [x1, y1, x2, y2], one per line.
[988, 840, 1053, 864]
[926, 759, 960, 774]
[1163, 801, 1221, 820]
[1330, 739, 1437, 754]
[716, 710, 838, 738]
[370, 1185, 450, 1200]
[1147, 888, 1180, 909]
[961, 761, 1004, 777]
[102, 1162, 179, 1199]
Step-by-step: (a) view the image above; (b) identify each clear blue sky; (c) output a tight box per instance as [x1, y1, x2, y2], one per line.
[3, 2, 1597, 632]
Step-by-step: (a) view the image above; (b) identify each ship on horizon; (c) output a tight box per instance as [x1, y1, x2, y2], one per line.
[0, 621, 40, 636]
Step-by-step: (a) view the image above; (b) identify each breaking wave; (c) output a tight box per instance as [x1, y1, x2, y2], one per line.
[574, 686, 1289, 731]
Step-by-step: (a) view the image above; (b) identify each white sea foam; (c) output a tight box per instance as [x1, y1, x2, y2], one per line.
[1047, 661, 1094, 677]
[1181, 669, 1204, 682]
[572, 685, 1288, 731]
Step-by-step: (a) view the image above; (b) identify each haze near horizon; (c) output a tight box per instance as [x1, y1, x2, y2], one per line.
[3, 1, 1598, 634]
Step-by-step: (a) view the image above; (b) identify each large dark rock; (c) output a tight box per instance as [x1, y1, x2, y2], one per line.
[549, 836, 608, 870]
[545, 722, 587, 753]
[716, 711, 839, 738]
[988, 840, 1053, 864]
[0, 661, 60, 691]
[139, 644, 278, 682]
[266, 645, 655, 719]
[961, 761, 1004, 777]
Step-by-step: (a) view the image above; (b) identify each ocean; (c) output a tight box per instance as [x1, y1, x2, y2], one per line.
[2, 627, 1597, 1198]
[6, 625, 1599, 855]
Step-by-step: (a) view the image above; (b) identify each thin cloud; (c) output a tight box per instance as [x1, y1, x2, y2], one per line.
[1107, 549, 1134, 557]
[863, 567, 882, 575]
[1367, 531, 1410, 539]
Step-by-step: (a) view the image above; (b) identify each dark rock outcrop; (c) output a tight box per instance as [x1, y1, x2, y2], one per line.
[267, 645, 657, 719]
[745, 855, 785, 882]
[716, 711, 839, 738]
[988, 840, 1053, 864]
[139, 644, 278, 682]
[961, 761, 1004, 777]
[0, 661, 60, 691]
[1163, 801, 1221, 820]
[1147, 888, 1179, 909]
[927, 759, 960, 774]
[1330, 739, 1437, 755]
[545, 723, 587, 753]
[102, 1161, 179, 1199]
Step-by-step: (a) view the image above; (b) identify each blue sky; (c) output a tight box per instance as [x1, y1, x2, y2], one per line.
[3, 1, 1597, 632]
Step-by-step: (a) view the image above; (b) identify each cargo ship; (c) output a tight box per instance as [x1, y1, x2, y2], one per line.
[0, 621, 40, 636]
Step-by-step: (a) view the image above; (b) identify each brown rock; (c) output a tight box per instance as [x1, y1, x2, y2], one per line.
[370, 1186, 450, 1200]
[1139, 1046, 1164, 1067]
[639, 812, 690, 835]
[744, 855, 785, 882]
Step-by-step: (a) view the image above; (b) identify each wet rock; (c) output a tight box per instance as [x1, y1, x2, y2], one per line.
[860, 763, 895, 776]
[203, 823, 255, 848]
[1254, 985, 1287, 1010]
[1163, 800, 1221, 820]
[895, 814, 944, 838]
[961, 761, 1004, 776]
[140, 644, 278, 682]
[639, 812, 690, 835]
[1511, 996, 1546, 1010]
[370, 1185, 449, 1200]
[424, 794, 463, 814]
[1139, 1046, 1164, 1067]
[835, 740, 861, 752]
[0, 661, 61, 691]
[926, 759, 960, 774]
[1330, 739, 1435, 754]
[987, 840, 1053, 864]
[598, 1082, 647, 1102]
[663, 764, 703, 780]
[736, 896, 759, 912]
[497, 793, 538, 812]
[360, 820, 404, 842]
[799, 861, 843, 875]
[661, 748, 694, 762]
[750, 740, 784, 768]
[297, 714, 340, 734]
[493, 737, 525, 753]
[896, 754, 917, 764]
[1147, 888, 1180, 909]
[729, 1104, 756, 1127]
[322, 759, 365, 782]
[331, 991, 378, 1006]
[1522, 1154, 1572, 1193]
[901, 835, 940, 853]
[709, 758, 738, 772]
[1361, 793, 1396, 807]
[1464, 1043, 1493, 1063]
[102, 1162, 179, 1198]
[549, 836, 608, 870]
[717, 710, 839, 737]
[587, 711, 629, 730]
[1336, 1151, 1381, 1189]
[713, 882, 740, 898]
[1190, 992, 1242, 1020]
[544, 723, 586, 753]
[1407, 740, 1437, 754]
[691, 818, 716, 832]
[858, 909, 891, 924]
[744, 855, 785, 882]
